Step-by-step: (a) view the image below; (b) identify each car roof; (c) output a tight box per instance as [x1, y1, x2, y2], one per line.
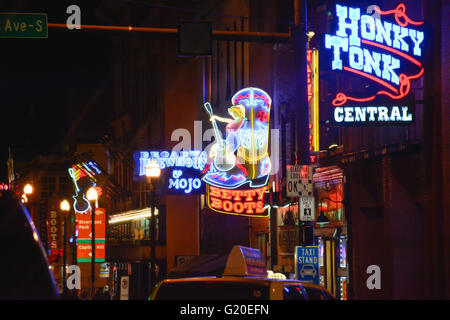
[159, 276, 327, 290]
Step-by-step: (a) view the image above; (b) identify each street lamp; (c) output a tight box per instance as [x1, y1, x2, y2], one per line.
[24, 183, 33, 195]
[316, 210, 330, 224]
[22, 183, 34, 217]
[86, 187, 98, 297]
[60, 199, 70, 293]
[145, 161, 161, 294]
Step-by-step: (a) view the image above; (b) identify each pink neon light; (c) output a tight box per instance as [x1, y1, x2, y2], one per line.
[333, 68, 424, 106]
[254, 94, 271, 106]
[375, 3, 424, 27]
[361, 39, 422, 67]
[343, 67, 399, 93]
[378, 68, 424, 99]
[332, 92, 377, 106]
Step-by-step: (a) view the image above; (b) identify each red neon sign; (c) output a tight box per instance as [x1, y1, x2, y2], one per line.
[307, 50, 313, 103]
[207, 185, 268, 217]
[375, 3, 424, 27]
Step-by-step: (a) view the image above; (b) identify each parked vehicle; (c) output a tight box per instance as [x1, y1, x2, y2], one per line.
[0, 190, 59, 299]
[150, 245, 334, 300]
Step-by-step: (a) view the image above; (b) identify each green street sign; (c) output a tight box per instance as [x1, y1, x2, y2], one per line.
[0, 13, 47, 38]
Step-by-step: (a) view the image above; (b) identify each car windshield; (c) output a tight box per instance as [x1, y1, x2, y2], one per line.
[154, 280, 270, 300]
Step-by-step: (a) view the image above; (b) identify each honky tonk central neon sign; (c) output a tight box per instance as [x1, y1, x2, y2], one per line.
[325, 3, 424, 115]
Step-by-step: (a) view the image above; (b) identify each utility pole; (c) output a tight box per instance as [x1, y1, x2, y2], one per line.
[293, 0, 310, 167]
[292, 0, 314, 249]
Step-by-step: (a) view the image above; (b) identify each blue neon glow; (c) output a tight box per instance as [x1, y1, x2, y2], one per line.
[349, 46, 364, 70]
[392, 24, 409, 52]
[324, 4, 424, 86]
[203, 87, 273, 190]
[381, 54, 400, 85]
[375, 19, 393, 47]
[409, 29, 424, 57]
[168, 169, 202, 194]
[363, 49, 382, 77]
[138, 150, 207, 176]
[336, 4, 361, 47]
[360, 15, 376, 41]
[325, 34, 348, 70]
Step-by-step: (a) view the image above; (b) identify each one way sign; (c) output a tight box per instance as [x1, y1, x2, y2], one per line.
[286, 165, 313, 197]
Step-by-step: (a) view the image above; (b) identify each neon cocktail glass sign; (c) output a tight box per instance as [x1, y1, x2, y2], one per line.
[324, 3, 424, 125]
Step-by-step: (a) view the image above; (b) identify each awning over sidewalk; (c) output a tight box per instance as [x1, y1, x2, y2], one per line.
[168, 254, 229, 279]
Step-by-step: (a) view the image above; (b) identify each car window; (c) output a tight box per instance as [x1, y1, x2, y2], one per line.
[283, 285, 307, 300]
[303, 286, 327, 300]
[154, 281, 270, 300]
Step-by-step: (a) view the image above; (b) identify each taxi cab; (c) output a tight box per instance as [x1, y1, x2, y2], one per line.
[150, 246, 334, 300]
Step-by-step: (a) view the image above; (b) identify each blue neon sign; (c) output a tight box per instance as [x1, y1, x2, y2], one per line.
[167, 167, 203, 195]
[136, 150, 207, 176]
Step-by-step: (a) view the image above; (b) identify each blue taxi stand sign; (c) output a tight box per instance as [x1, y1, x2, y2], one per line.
[295, 246, 319, 284]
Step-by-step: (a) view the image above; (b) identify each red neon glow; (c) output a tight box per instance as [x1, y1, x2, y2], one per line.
[344, 67, 399, 93]
[361, 39, 422, 67]
[307, 50, 312, 105]
[378, 67, 424, 99]
[254, 94, 271, 107]
[208, 185, 267, 216]
[232, 93, 271, 107]
[375, 3, 424, 27]
[332, 92, 376, 106]
[333, 67, 424, 106]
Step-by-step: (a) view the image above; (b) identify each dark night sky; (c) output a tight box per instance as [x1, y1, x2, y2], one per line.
[0, 0, 291, 182]
[0, 0, 205, 182]
[0, 1, 116, 182]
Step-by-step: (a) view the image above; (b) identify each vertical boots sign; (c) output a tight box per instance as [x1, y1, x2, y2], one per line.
[47, 210, 60, 263]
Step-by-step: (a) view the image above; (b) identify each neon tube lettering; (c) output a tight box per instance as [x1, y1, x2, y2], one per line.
[336, 4, 361, 46]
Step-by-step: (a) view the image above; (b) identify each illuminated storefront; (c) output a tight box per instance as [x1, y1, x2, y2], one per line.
[314, 166, 347, 299]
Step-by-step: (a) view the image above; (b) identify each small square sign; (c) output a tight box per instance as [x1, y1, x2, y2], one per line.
[299, 196, 315, 221]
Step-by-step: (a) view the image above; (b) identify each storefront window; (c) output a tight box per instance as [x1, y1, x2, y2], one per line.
[109, 218, 158, 242]
[313, 166, 345, 228]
